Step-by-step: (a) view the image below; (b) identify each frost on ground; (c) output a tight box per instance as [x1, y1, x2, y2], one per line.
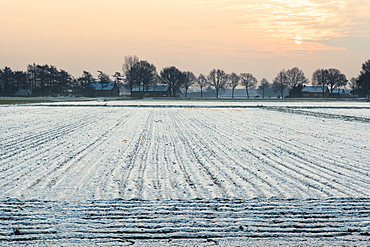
[1, 101, 370, 246]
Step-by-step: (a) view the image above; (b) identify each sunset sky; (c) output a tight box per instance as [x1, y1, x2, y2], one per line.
[1, 0, 370, 83]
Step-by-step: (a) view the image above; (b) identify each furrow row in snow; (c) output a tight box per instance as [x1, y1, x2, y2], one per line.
[1, 199, 369, 244]
[1, 106, 369, 201]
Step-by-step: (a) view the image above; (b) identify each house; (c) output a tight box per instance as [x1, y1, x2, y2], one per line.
[329, 88, 352, 98]
[14, 89, 32, 97]
[301, 86, 329, 98]
[131, 85, 170, 98]
[90, 81, 119, 97]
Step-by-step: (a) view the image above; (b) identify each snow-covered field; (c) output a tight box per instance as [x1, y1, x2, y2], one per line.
[1, 100, 370, 246]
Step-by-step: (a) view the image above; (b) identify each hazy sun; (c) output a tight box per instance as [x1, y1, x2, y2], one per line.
[295, 36, 303, 45]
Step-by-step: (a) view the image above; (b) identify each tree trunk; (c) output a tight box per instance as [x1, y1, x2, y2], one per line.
[232, 88, 235, 98]
[200, 87, 203, 98]
[246, 87, 249, 98]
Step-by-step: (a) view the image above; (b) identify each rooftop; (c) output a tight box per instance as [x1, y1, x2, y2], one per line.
[302, 86, 327, 93]
[91, 81, 116, 91]
[132, 85, 169, 92]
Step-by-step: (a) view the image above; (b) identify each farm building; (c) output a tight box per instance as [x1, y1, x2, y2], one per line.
[90, 81, 119, 97]
[131, 85, 170, 97]
[14, 89, 32, 97]
[301, 86, 329, 98]
[329, 88, 352, 98]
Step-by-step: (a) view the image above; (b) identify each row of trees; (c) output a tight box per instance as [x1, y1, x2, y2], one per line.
[0, 64, 74, 97]
[122, 55, 368, 99]
[121, 55, 270, 98]
[1, 58, 370, 99]
[310, 63, 370, 100]
[271, 67, 348, 98]
[121, 56, 195, 97]
[0, 64, 118, 97]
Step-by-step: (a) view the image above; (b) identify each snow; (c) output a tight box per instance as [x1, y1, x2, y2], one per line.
[1, 100, 370, 246]
[24, 98, 370, 108]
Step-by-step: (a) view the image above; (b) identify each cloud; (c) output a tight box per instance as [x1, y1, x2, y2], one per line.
[231, 1, 344, 39]
[198, 0, 370, 54]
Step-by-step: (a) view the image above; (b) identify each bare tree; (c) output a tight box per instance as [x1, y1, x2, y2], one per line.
[312, 69, 329, 98]
[228, 72, 240, 98]
[183, 71, 196, 98]
[160, 66, 186, 97]
[258, 78, 270, 98]
[286, 67, 308, 87]
[272, 70, 288, 98]
[327, 68, 347, 93]
[131, 60, 157, 91]
[196, 73, 208, 98]
[207, 69, 228, 98]
[286, 67, 308, 97]
[122, 55, 139, 93]
[240, 73, 257, 98]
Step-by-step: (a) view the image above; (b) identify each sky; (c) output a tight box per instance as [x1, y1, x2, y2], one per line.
[1, 0, 370, 83]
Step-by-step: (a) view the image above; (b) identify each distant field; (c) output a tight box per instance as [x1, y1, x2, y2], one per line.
[1, 101, 370, 246]
[1, 96, 367, 105]
[0, 97, 97, 105]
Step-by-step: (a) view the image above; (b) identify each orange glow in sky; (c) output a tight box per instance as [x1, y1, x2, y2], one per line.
[1, 0, 370, 80]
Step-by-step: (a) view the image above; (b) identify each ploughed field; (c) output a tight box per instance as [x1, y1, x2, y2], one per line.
[1, 101, 370, 246]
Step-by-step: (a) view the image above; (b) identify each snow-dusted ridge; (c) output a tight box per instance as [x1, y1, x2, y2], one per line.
[1, 198, 369, 245]
[1, 100, 370, 245]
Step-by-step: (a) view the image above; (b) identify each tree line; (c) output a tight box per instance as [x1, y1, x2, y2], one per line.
[121, 56, 370, 99]
[1, 57, 370, 100]
[0, 64, 118, 97]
